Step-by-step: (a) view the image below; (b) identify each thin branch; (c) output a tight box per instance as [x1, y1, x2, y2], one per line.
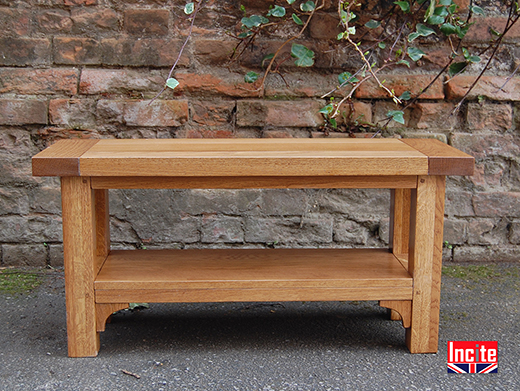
[149, 0, 204, 105]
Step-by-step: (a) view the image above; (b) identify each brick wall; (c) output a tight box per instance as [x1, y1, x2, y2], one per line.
[1, 0, 519, 266]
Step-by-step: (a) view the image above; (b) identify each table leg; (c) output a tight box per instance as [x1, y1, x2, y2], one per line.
[406, 175, 446, 353]
[61, 177, 107, 357]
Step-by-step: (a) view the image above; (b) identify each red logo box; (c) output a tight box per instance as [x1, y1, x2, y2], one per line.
[447, 341, 498, 373]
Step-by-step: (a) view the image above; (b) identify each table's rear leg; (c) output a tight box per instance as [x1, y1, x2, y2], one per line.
[406, 175, 446, 353]
[61, 177, 103, 357]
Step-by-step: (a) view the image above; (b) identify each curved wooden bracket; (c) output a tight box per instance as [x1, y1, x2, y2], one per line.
[379, 300, 411, 328]
[96, 303, 129, 332]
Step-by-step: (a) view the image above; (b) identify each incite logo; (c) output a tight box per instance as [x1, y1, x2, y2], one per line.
[447, 341, 498, 373]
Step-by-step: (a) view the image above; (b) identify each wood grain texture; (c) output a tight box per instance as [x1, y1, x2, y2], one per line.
[379, 300, 412, 328]
[95, 249, 412, 291]
[32, 139, 99, 176]
[406, 175, 446, 353]
[390, 188, 412, 260]
[78, 139, 428, 177]
[94, 189, 110, 275]
[61, 176, 99, 357]
[91, 175, 418, 190]
[96, 303, 128, 332]
[400, 139, 474, 176]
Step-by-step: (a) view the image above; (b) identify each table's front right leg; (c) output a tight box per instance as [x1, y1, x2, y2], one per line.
[61, 176, 99, 357]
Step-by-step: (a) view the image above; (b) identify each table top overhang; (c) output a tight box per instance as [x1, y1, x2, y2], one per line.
[32, 138, 474, 177]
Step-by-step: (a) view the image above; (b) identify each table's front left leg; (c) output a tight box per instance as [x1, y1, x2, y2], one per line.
[406, 175, 446, 353]
[61, 176, 100, 357]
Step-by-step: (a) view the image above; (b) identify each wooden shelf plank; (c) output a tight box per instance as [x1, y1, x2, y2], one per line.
[94, 249, 413, 303]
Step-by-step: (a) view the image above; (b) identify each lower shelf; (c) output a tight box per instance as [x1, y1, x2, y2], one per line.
[94, 248, 413, 303]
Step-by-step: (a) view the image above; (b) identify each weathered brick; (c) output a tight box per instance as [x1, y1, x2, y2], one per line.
[453, 245, 519, 262]
[29, 185, 62, 215]
[509, 222, 520, 244]
[171, 189, 261, 216]
[408, 102, 459, 130]
[446, 76, 520, 101]
[175, 72, 258, 97]
[245, 214, 333, 244]
[2, 244, 48, 267]
[192, 100, 235, 126]
[237, 100, 324, 127]
[309, 12, 342, 40]
[318, 189, 390, 221]
[467, 219, 500, 245]
[37, 127, 101, 144]
[63, 0, 97, 5]
[96, 100, 125, 124]
[451, 133, 520, 160]
[101, 38, 189, 67]
[49, 244, 64, 267]
[0, 187, 30, 215]
[201, 215, 244, 243]
[445, 190, 474, 217]
[473, 192, 520, 218]
[355, 75, 444, 100]
[53, 37, 101, 65]
[71, 8, 120, 34]
[443, 219, 468, 245]
[467, 102, 513, 131]
[334, 219, 369, 245]
[124, 9, 169, 36]
[0, 100, 47, 125]
[194, 39, 237, 65]
[0, 216, 28, 242]
[0, 38, 51, 66]
[79, 68, 164, 95]
[0, 7, 31, 36]
[468, 161, 507, 190]
[0, 127, 38, 184]
[49, 99, 97, 128]
[36, 10, 73, 34]
[0, 68, 79, 95]
[123, 100, 188, 127]
[260, 189, 309, 216]
[464, 16, 520, 42]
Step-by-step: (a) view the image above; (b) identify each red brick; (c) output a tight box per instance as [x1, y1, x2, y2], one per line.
[124, 9, 169, 36]
[446, 76, 520, 101]
[0, 99, 47, 125]
[262, 130, 295, 138]
[49, 99, 96, 128]
[124, 100, 188, 127]
[336, 101, 373, 125]
[101, 38, 189, 67]
[38, 127, 100, 144]
[467, 102, 513, 131]
[53, 37, 101, 65]
[79, 69, 164, 94]
[192, 101, 235, 126]
[0, 68, 78, 95]
[0, 38, 51, 66]
[355, 75, 445, 100]
[175, 72, 259, 98]
[63, 0, 97, 5]
[36, 10, 73, 34]
[194, 39, 237, 65]
[237, 100, 324, 127]
[464, 17, 520, 42]
[71, 8, 120, 34]
[309, 12, 342, 40]
[410, 102, 459, 130]
[0, 7, 31, 36]
[264, 72, 338, 98]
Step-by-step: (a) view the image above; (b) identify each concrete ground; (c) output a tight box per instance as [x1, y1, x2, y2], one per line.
[0, 262, 518, 390]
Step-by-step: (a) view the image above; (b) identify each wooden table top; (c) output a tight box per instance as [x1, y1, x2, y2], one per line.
[32, 138, 474, 177]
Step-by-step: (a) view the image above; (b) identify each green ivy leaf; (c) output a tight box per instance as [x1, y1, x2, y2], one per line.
[244, 71, 259, 83]
[434, 6, 449, 17]
[439, 22, 457, 35]
[365, 19, 381, 29]
[261, 53, 275, 67]
[184, 2, 194, 15]
[319, 104, 334, 115]
[338, 72, 359, 85]
[267, 5, 286, 17]
[292, 13, 304, 26]
[470, 5, 485, 15]
[300, 1, 316, 12]
[241, 15, 268, 29]
[448, 61, 468, 77]
[424, 0, 436, 21]
[407, 47, 426, 61]
[291, 43, 315, 67]
[387, 110, 405, 124]
[399, 91, 412, 101]
[329, 118, 338, 128]
[165, 78, 179, 90]
[408, 23, 435, 42]
[439, 0, 453, 5]
[427, 15, 445, 25]
[394, 1, 410, 12]
[378, 42, 386, 49]
[397, 59, 410, 67]
[287, 0, 296, 4]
